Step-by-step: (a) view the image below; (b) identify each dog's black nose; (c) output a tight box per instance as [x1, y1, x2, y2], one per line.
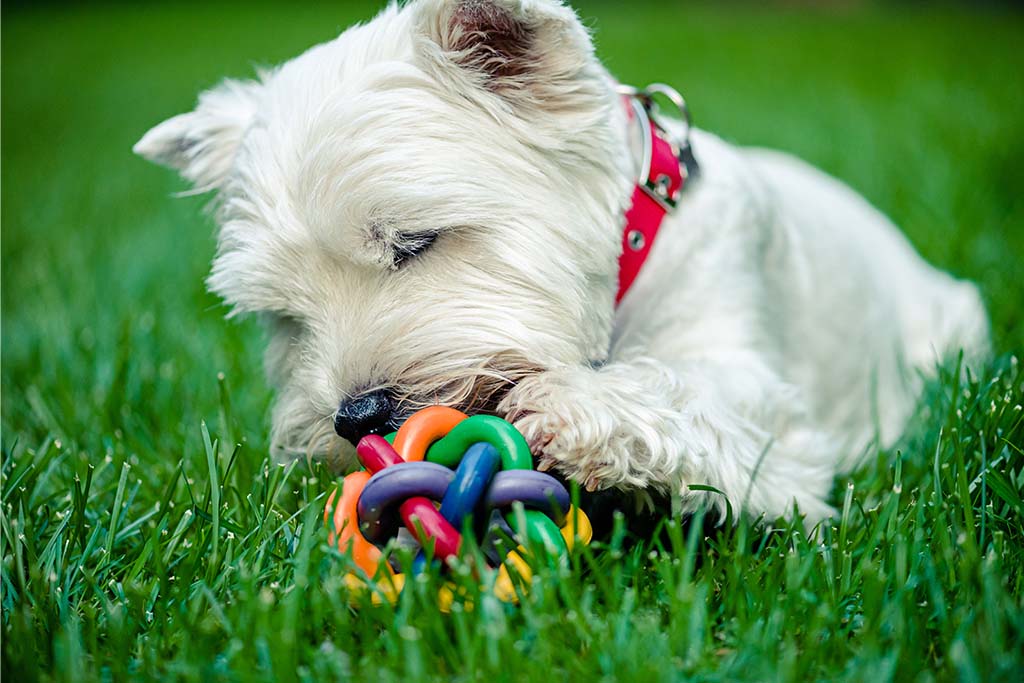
[334, 389, 394, 445]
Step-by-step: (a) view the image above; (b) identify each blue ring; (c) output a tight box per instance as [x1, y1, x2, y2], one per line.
[439, 443, 502, 528]
[411, 443, 501, 575]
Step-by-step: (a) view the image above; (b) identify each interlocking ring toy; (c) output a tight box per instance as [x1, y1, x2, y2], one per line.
[324, 406, 592, 607]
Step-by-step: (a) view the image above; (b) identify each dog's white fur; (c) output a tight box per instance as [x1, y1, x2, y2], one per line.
[136, 0, 989, 523]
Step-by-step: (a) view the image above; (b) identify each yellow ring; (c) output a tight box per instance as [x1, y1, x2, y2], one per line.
[339, 507, 592, 610]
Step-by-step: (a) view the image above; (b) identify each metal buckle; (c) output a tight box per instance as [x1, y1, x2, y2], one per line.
[617, 83, 696, 213]
[640, 82, 693, 146]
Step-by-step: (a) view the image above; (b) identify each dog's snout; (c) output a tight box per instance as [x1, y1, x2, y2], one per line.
[333, 389, 394, 445]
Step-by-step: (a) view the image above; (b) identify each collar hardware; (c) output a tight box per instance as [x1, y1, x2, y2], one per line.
[615, 83, 699, 304]
[626, 229, 646, 251]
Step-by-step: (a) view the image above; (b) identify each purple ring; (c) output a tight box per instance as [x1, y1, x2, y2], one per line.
[484, 470, 570, 527]
[357, 462, 454, 543]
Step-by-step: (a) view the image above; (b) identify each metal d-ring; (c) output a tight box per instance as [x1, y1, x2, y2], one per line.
[641, 82, 693, 145]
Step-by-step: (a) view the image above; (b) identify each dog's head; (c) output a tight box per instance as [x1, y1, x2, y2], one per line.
[136, 0, 632, 465]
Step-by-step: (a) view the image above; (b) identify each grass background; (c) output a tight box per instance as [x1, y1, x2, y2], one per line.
[2, 1, 1023, 681]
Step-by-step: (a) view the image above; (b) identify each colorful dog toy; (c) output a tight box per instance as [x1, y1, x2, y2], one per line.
[324, 406, 592, 607]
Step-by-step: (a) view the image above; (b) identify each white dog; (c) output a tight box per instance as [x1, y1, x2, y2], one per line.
[136, 0, 989, 524]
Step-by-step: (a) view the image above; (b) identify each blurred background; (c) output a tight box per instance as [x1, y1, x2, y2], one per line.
[2, 1, 1022, 457]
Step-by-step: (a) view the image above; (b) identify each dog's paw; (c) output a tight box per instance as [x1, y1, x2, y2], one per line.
[498, 367, 681, 492]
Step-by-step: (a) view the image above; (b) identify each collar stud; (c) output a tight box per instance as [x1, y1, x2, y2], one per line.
[627, 229, 646, 251]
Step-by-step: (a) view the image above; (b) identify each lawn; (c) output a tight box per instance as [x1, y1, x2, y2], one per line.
[2, 1, 1023, 681]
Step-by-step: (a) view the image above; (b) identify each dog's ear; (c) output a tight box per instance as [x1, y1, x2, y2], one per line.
[133, 78, 262, 191]
[414, 0, 599, 112]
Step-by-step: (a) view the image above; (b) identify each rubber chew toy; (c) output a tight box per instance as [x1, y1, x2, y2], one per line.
[324, 406, 592, 607]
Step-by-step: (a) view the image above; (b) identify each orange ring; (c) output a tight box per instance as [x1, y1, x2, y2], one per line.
[392, 406, 468, 461]
[327, 471, 388, 577]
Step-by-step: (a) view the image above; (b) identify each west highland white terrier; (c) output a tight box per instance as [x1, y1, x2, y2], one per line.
[136, 0, 989, 524]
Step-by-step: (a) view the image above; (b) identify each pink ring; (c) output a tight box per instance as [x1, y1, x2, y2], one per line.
[357, 435, 405, 472]
[399, 497, 461, 560]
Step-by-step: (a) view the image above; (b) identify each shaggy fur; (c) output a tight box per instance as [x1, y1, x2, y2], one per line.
[135, 0, 990, 524]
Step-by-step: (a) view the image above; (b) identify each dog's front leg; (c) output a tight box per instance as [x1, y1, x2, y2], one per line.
[499, 355, 836, 523]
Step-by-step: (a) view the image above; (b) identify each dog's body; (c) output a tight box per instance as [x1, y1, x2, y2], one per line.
[136, 0, 989, 523]
[600, 128, 989, 519]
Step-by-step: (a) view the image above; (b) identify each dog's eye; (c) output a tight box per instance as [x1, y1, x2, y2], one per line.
[392, 230, 439, 268]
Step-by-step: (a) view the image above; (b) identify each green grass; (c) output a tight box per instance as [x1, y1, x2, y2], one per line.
[3, 1, 1023, 681]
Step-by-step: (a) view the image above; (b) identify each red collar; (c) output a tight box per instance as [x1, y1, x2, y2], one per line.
[616, 84, 698, 304]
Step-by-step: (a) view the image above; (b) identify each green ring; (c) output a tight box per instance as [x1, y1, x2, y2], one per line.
[425, 415, 532, 470]
[513, 510, 568, 557]
[425, 416, 564, 557]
